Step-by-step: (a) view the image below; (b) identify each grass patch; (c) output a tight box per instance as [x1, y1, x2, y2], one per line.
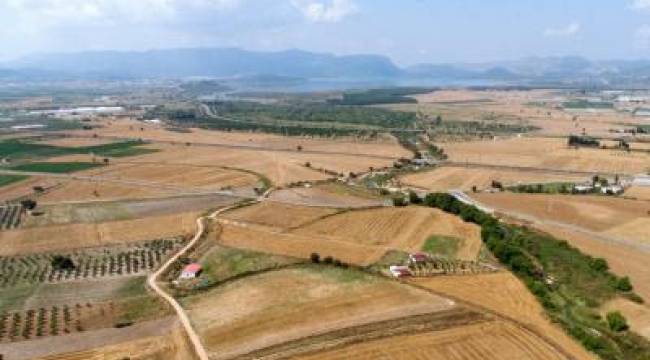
[422, 235, 461, 258]
[308, 264, 371, 283]
[116, 295, 170, 324]
[10, 162, 103, 173]
[0, 174, 28, 187]
[0, 138, 152, 161]
[367, 250, 409, 273]
[198, 246, 301, 288]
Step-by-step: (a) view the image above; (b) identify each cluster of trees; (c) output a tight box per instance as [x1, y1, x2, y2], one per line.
[205, 101, 418, 129]
[416, 192, 648, 359]
[310, 253, 348, 268]
[568, 135, 600, 148]
[428, 120, 538, 137]
[328, 88, 430, 106]
[176, 115, 376, 138]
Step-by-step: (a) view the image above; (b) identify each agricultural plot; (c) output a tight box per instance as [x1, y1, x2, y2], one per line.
[400, 166, 588, 192]
[9, 162, 103, 174]
[293, 206, 483, 261]
[412, 273, 596, 360]
[473, 193, 650, 245]
[443, 136, 649, 174]
[0, 175, 28, 188]
[0, 238, 184, 288]
[0, 211, 200, 256]
[295, 320, 571, 360]
[182, 265, 456, 360]
[220, 202, 339, 230]
[0, 204, 23, 230]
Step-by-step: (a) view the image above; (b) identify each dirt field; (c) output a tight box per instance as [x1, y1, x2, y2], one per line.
[473, 193, 650, 245]
[221, 202, 339, 230]
[443, 137, 649, 174]
[37, 179, 176, 202]
[412, 273, 595, 360]
[295, 319, 570, 360]
[625, 186, 650, 201]
[400, 166, 588, 192]
[2, 317, 193, 360]
[217, 222, 388, 265]
[267, 185, 384, 208]
[0, 212, 199, 256]
[293, 206, 482, 261]
[183, 266, 455, 360]
[601, 298, 650, 339]
[86, 163, 259, 190]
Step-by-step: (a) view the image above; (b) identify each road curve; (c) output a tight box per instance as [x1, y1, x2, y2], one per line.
[147, 204, 238, 360]
[147, 189, 272, 360]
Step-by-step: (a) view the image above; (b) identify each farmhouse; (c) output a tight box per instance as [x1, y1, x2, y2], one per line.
[389, 265, 412, 278]
[573, 183, 594, 193]
[409, 252, 430, 265]
[180, 263, 202, 279]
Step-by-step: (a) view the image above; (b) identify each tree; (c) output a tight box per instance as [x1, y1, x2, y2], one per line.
[103, 158, 110, 165]
[408, 191, 421, 204]
[304, 162, 311, 168]
[20, 199, 37, 210]
[606, 311, 628, 332]
[615, 276, 633, 292]
[310, 253, 320, 263]
[323, 256, 333, 264]
[589, 258, 609, 273]
[296, 145, 303, 151]
[392, 196, 407, 207]
[51, 255, 75, 271]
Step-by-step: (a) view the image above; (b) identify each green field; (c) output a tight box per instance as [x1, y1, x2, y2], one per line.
[0, 174, 28, 187]
[421, 235, 461, 258]
[0, 138, 154, 161]
[10, 162, 103, 173]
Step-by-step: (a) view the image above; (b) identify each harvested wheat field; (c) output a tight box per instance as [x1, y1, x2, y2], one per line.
[183, 266, 455, 360]
[129, 143, 396, 185]
[217, 222, 387, 265]
[443, 136, 649, 174]
[221, 202, 339, 230]
[0, 176, 61, 202]
[296, 319, 570, 360]
[601, 298, 650, 339]
[90, 163, 259, 190]
[37, 179, 175, 202]
[400, 166, 587, 192]
[474, 193, 650, 244]
[625, 186, 650, 201]
[267, 185, 383, 208]
[293, 206, 482, 261]
[412, 273, 595, 360]
[0, 212, 199, 256]
[62, 119, 409, 158]
[3, 318, 193, 360]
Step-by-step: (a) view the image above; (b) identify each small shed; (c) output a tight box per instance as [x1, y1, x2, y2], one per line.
[180, 263, 202, 279]
[409, 252, 430, 265]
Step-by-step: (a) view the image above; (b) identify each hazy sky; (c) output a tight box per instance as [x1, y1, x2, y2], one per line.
[2, 0, 650, 65]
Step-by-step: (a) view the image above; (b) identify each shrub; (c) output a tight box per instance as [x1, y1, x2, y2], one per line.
[323, 256, 333, 264]
[606, 311, 629, 332]
[615, 276, 633, 292]
[310, 253, 320, 264]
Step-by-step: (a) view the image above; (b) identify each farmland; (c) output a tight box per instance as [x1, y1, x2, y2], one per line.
[400, 166, 588, 192]
[182, 265, 457, 359]
[3, 86, 650, 360]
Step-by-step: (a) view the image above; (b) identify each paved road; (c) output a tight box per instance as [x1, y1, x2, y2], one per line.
[450, 190, 650, 254]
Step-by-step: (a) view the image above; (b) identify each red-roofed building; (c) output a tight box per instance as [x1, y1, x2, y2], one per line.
[389, 265, 412, 278]
[409, 252, 430, 265]
[180, 263, 202, 279]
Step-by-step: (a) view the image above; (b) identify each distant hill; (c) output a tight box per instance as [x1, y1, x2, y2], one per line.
[9, 48, 402, 80]
[6, 49, 650, 88]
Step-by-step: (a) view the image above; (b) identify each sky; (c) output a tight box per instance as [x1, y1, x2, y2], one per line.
[2, 0, 650, 65]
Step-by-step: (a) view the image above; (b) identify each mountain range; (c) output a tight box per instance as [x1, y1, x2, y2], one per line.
[4, 47, 650, 88]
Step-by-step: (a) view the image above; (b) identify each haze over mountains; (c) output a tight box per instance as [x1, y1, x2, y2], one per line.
[4, 47, 650, 87]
